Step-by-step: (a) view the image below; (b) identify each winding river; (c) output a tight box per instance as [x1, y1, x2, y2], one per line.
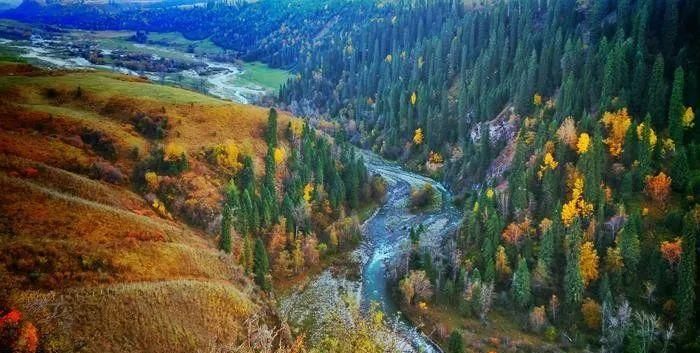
[359, 152, 462, 352]
[281, 151, 462, 352]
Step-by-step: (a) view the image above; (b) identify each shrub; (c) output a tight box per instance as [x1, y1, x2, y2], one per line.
[370, 174, 388, 203]
[529, 306, 547, 332]
[81, 129, 117, 160]
[131, 112, 168, 139]
[206, 141, 243, 172]
[410, 183, 435, 211]
[91, 162, 125, 184]
[544, 326, 557, 342]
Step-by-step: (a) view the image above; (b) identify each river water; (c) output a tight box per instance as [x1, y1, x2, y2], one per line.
[359, 151, 462, 352]
[281, 152, 462, 352]
[0, 35, 268, 104]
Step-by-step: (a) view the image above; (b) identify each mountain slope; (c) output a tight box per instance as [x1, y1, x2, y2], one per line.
[0, 63, 292, 352]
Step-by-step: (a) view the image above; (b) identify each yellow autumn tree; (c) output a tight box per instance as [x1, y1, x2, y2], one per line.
[274, 146, 286, 165]
[601, 108, 632, 157]
[561, 176, 594, 226]
[605, 247, 624, 273]
[538, 152, 559, 178]
[145, 171, 159, 190]
[682, 106, 695, 128]
[636, 123, 658, 148]
[533, 93, 543, 106]
[410, 91, 417, 106]
[164, 142, 186, 161]
[577, 132, 591, 154]
[580, 241, 599, 287]
[303, 182, 314, 203]
[215, 141, 243, 172]
[428, 151, 443, 164]
[290, 119, 304, 138]
[495, 245, 512, 280]
[413, 128, 424, 145]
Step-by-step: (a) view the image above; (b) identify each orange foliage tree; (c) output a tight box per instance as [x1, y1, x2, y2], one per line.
[502, 222, 524, 245]
[581, 298, 602, 330]
[660, 238, 683, 266]
[645, 171, 672, 203]
[0, 309, 38, 353]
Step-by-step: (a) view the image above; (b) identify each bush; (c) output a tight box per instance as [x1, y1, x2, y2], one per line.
[370, 174, 388, 203]
[91, 162, 125, 184]
[544, 325, 557, 342]
[131, 112, 168, 139]
[81, 129, 117, 160]
[410, 183, 435, 211]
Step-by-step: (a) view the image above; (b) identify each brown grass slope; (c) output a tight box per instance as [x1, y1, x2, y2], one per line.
[0, 64, 291, 352]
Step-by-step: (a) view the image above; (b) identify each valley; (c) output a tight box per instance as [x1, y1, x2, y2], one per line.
[1, 0, 700, 352]
[0, 21, 290, 104]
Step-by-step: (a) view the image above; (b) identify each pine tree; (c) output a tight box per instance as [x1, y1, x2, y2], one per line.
[646, 55, 666, 128]
[671, 147, 689, 191]
[668, 66, 685, 144]
[619, 211, 641, 288]
[637, 114, 654, 179]
[241, 234, 253, 273]
[512, 256, 532, 308]
[447, 330, 464, 353]
[482, 212, 499, 283]
[219, 205, 232, 253]
[564, 220, 584, 307]
[266, 108, 278, 147]
[239, 156, 255, 192]
[510, 139, 528, 214]
[535, 222, 554, 282]
[676, 213, 696, 334]
[253, 237, 271, 291]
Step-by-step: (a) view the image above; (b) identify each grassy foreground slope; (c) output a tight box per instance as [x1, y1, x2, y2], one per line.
[0, 63, 294, 352]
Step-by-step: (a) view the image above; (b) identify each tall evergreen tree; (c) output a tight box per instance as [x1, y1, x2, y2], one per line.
[447, 330, 464, 353]
[564, 221, 584, 307]
[671, 147, 690, 191]
[266, 108, 278, 147]
[619, 211, 641, 289]
[676, 213, 696, 334]
[668, 66, 685, 144]
[219, 205, 232, 253]
[512, 256, 532, 308]
[646, 55, 667, 129]
[253, 237, 271, 291]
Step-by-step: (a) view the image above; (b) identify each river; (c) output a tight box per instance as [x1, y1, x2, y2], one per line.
[281, 152, 462, 352]
[0, 35, 270, 104]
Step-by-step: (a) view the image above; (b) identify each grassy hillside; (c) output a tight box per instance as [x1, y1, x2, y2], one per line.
[0, 63, 295, 352]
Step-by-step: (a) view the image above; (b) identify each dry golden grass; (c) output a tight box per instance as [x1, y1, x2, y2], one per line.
[0, 130, 94, 172]
[0, 63, 289, 352]
[11, 280, 257, 353]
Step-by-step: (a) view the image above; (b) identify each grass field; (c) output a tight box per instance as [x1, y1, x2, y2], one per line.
[72, 30, 291, 92]
[240, 61, 291, 91]
[0, 63, 292, 352]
